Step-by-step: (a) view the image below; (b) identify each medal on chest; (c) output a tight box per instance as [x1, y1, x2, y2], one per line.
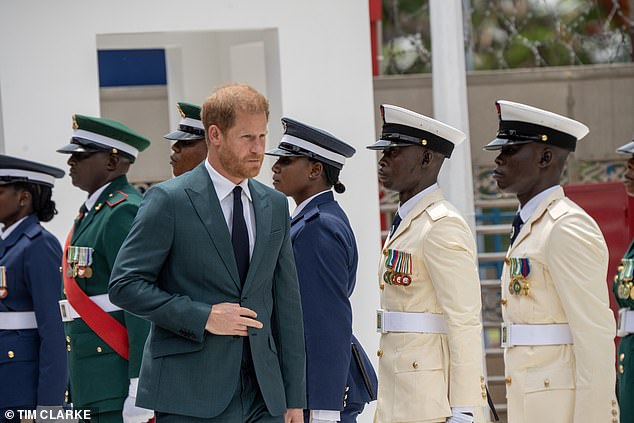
[508, 257, 531, 296]
[66, 246, 94, 279]
[0, 266, 7, 299]
[382, 249, 413, 287]
[617, 259, 634, 300]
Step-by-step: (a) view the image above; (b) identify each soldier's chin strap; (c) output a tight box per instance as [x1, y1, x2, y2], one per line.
[485, 385, 499, 421]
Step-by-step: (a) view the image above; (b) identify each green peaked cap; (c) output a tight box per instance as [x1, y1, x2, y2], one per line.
[177, 102, 202, 120]
[164, 102, 205, 141]
[73, 114, 151, 154]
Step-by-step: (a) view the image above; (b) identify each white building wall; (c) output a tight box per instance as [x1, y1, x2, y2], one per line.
[0, 1, 380, 420]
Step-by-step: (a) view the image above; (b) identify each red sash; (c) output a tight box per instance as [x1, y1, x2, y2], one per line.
[62, 230, 129, 360]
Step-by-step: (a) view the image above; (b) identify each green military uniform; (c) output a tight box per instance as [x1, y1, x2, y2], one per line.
[57, 114, 152, 423]
[615, 241, 634, 423]
[63, 176, 149, 418]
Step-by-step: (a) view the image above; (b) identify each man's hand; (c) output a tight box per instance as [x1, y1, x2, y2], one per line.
[205, 302, 263, 336]
[284, 408, 304, 423]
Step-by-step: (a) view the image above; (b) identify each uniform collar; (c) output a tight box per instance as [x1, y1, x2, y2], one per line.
[292, 189, 332, 219]
[396, 183, 439, 221]
[85, 182, 112, 211]
[204, 159, 252, 203]
[1, 215, 29, 240]
[518, 185, 560, 223]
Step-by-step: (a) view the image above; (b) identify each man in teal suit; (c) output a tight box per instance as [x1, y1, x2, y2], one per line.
[109, 83, 306, 422]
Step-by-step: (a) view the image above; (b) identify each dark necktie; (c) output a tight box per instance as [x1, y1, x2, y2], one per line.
[231, 186, 250, 286]
[75, 204, 88, 228]
[390, 212, 402, 237]
[510, 212, 523, 245]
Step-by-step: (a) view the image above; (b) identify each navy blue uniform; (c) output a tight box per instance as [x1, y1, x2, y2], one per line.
[291, 191, 377, 422]
[0, 214, 67, 414]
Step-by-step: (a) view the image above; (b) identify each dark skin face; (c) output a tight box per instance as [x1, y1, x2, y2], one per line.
[624, 156, 634, 197]
[377, 145, 443, 204]
[170, 139, 208, 177]
[492, 142, 565, 206]
[0, 185, 33, 228]
[271, 156, 330, 205]
[67, 151, 129, 195]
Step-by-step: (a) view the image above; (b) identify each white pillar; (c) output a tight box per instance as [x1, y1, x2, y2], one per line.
[429, 0, 476, 232]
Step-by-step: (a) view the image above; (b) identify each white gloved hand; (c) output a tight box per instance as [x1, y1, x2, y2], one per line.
[122, 379, 154, 423]
[446, 407, 474, 423]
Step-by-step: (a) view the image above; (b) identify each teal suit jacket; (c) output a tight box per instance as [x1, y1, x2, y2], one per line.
[108, 163, 306, 418]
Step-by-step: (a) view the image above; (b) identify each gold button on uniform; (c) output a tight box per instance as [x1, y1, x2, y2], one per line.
[97, 346, 102, 353]
[66, 336, 71, 343]
[7, 351, 14, 359]
[345, 386, 350, 392]
[505, 376, 512, 385]
[505, 257, 510, 265]
[383, 250, 388, 256]
[377, 349, 383, 358]
[67, 345, 71, 351]
[544, 379, 550, 388]
[619, 365, 624, 374]
[501, 298, 507, 306]
[613, 400, 618, 406]
[612, 409, 618, 416]
[380, 282, 385, 290]
[620, 353, 625, 361]
[412, 361, 419, 369]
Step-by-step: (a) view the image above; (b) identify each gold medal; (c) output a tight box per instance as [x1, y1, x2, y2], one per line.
[66, 266, 74, 278]
[83, 267, 93, 278]
[0, 287, 7, 299]
[72, 265, 78, 278]
[509, 278, 523, 296]
[619, 283, 631, 300]
[402, 275, 412, 286]
[383, 271, 392, 285]
[521, 281, 531, 296]
[629, 283, 634, 301]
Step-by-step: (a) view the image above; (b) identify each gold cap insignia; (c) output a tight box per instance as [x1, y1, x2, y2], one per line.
[177, 104, 185, 119]
[72, 115, 78, 130]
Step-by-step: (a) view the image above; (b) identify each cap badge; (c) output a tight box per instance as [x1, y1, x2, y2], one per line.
[72, 115, 79, 130]
[177, 104, 186, 119]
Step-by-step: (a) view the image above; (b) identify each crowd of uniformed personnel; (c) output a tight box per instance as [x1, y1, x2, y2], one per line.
[0, 81, 631, 423]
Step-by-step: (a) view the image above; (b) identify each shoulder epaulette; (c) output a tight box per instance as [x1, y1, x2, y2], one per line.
[548, 199, 569, 220]
[427, 202, 449, 221]
[106, 190, 129, 207]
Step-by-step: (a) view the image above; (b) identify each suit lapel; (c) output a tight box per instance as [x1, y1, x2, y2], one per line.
[384, 189, 444, 250]
[184, 165, 240, 289]
[508, 187, 565, 253]
[244, 180, 271, 291]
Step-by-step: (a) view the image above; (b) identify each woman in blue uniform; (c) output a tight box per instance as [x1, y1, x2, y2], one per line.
[614, 137, 634, 423]
[267, 118, 377, 423]
[0, 155, 66, 419]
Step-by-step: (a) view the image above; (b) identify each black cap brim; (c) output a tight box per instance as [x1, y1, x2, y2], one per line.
[617, 141, 634, 154]
[483, 137, 533, 151]
[56, 142, 103, 154]
[164, 130, 205, 141]
[366, 139, 414, 150]
[265, 148, 304, 157]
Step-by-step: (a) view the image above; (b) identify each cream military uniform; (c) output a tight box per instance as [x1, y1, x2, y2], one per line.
[500, 186, 618, 423]
[375, 187, 486, 423]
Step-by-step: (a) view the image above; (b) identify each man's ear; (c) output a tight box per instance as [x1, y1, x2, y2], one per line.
[106, 152, 120, 171]
[539, 147, 553, 168]
[208, 125, 222, 147]
[421, 149, 434, 167]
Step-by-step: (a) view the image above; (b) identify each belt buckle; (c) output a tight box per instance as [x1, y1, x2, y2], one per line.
[376, 309, 386, 333]
[501, 323, 512, 348]
[59, 299, 73, 322]
[618, 308, 629, 338]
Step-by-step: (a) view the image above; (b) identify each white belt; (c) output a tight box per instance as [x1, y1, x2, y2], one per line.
[59, 294, 122, 322]
[617, 308, 634, 337]
[0, 311, 37, 329]
[501, 323, 573, 348]
[376, 309, 448, 334]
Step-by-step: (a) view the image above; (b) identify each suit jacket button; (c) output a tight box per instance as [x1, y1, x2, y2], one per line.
[7, 351, 14, 359]
[97, 347, 102, 353]
[505, 376, 511, 385]
[377, 349, 383, 358]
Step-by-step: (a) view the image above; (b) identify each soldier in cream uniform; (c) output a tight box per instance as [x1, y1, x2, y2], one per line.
[367, 105, 486, 423]
[484, 100, 618, 423]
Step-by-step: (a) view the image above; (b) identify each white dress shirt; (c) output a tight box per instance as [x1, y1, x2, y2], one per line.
[396, 183, 439, 221]
[84, 182, 112, 211]
[204, 160, 256, 257]
[518, 185, 560, 224]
